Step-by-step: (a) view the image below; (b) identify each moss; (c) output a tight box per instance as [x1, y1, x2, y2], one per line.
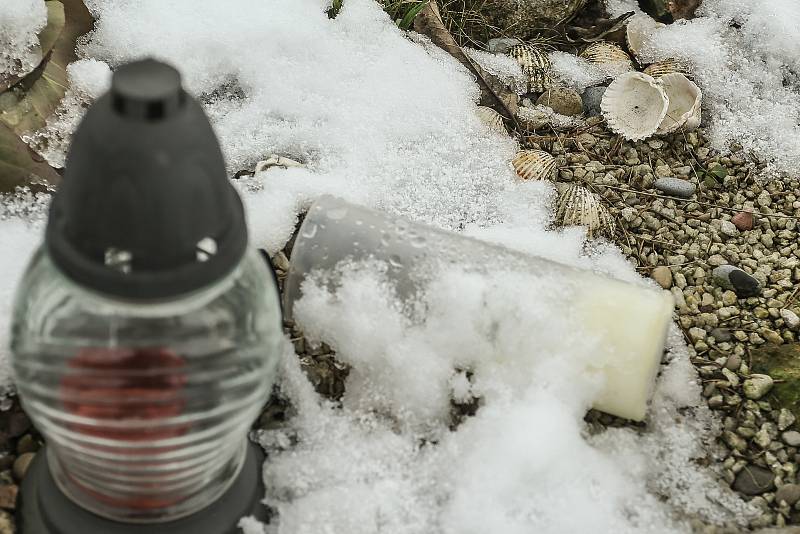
[751, 343, 800, 420]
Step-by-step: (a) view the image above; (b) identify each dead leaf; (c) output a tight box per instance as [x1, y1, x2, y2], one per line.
[0, 0, 93, 135]
[667, 0, 702, 20]
[0, 122, 61, 193]
[566, 11, 634, 43]
[413, 0, 519, 125]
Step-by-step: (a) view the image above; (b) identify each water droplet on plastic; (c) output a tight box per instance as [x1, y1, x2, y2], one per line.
[327, 207, 348, 220]
[410, 235, 426, 248]
[301, 222, 318, 239]
[388, 255, 403, 268]
[355, 219, 363, 226]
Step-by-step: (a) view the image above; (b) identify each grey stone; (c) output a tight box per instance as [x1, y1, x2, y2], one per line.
[487, 37, 522, 53]
[654, 177, 696, 198]
[781, 308, 800, 331]
[783, 430, 800, 447]
[732, 465, 775, 495]
[712, 265, 762, 298]
[775, 483, 800, 506]
[581, 86, 605, 117]
[779, 408, 796, 431]
[719, 220, 739, 238]
[743, 374, 774, 400]
[713, 328, 733, 343]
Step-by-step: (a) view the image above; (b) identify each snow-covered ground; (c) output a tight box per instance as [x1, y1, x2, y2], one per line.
[3, 0, 794, 531]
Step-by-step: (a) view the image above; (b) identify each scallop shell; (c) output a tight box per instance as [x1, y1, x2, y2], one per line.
[476, 106, 507, 133]
[643, 59, 690, 78]
[512, 150, 557, 181]
[508, 44, 551, 70]
[626, 14, 665, 60]
[555, 184, 616, 239]
[508, 45, 551, 93]
[656, 73, 702, 134]
[601, 71, 668, 141]
[579, 41, 633, 70]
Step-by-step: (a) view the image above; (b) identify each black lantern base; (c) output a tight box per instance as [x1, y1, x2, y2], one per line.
[18, 442, 269, 534]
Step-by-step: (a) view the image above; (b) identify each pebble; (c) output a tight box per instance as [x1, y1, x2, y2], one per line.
[712, 265, 762, 298]
[581, 86, 605, 116]
[732, 210, 754, 231]
[651, 266, 673, 289]
[12, 453, 34, 482]
[0, 485, 16, 510]
[719, 220, 739, 238]
[724, 353, 741, 371]
[783, 431, 800, 447]
[0, 510, 12, 534]
[16, 435, 38, 455]
[654, 177, 696, 198]
[779, 408, 796, 431]
[732, 465, 776, 495]
[781, 308, 800, 331]
[743, 374, 774, 400]
[487, 37, 521, 53]
[775, 483, 800, 506]
[536, 87, 583, 117]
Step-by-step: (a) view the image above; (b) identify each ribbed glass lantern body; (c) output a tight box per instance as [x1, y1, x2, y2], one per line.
[10, 247, 282, 523]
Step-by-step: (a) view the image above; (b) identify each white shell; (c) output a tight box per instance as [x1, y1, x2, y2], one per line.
[556, 184, 615, 239]
[601, 71, 669, 141]
[643, 59, 690, 78]
[512, 150, 557, 181]
[579, 41, 633, 71]
[254, 156, 305, 173]
[476, 106, 507, 133]
[626, 14, 665, 60]
[656, 73, 702, 134]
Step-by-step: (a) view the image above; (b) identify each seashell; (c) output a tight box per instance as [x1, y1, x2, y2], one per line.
[579, 41, 633, 70]
[508, 44, 551, 93]
[643, 59, 690, 79]
[601, 71, 668, 141]
[626, 14, 665, 61]
[475, 106, 507, 133]
[508, 44, 551, 70]
[512, 150, 557, 181]
[555, 183, 616, 239]
[656, 73, 702, 134]
[731, 210, 754, 231]
[254, 156, 305, 173]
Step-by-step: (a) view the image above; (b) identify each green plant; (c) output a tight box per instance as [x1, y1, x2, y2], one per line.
[381, 0, 429, 30]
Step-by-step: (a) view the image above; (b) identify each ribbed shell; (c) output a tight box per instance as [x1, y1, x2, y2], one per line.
[476, 106, 507, 133]
[601, 71, 669, 141]
[508, 44, 551, 93]
[556, 184, 616, 239]
[643, 59, 690, 79]
[512, 150, 557, 181]
[579, 41, 633, 69]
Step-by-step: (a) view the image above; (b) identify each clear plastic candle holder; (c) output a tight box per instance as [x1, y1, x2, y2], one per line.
[284, 195, 674, 421]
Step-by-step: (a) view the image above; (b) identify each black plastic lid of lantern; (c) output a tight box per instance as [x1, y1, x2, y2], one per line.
[45, 58, 248, 300]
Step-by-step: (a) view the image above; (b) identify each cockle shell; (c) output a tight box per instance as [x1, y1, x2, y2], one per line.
[579, 41, 633, 71]
[601, 71, 668, 141]
[643, 59, 690, 79]
[508, 44, 551, 93]
[626, 14, 665, 61]
[476, 106, 507, 133]
[656, 73, 702, 134]
[555, 183, 616, 239]
[512, 149, 557, 181]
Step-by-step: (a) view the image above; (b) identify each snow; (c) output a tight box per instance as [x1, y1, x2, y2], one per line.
[0, 0, 764, 531]
[606, 0, 800, 176]
[0, 0, 47, 78]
